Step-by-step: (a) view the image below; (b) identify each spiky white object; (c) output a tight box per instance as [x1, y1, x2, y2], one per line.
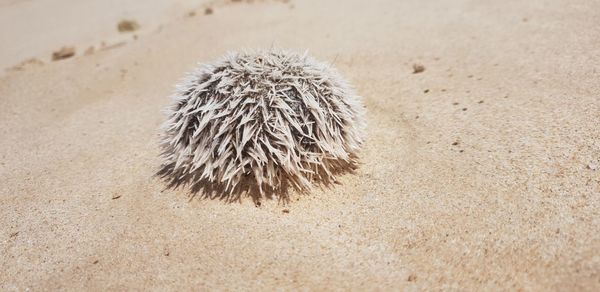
[159, 49, 366, 196]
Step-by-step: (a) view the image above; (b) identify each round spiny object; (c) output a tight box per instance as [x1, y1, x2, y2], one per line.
[160, 49, 366, 195]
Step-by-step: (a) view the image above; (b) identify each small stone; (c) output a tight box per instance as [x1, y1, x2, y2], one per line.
[423, 89, 429, 93]
[587, 163, 598, 171]
[111, 193, 121, 200]
[408, 274, 417, 282]
[117, 20, 140, 33]
[52, 47, 75, 61]
[205, 7, 214, 15]
[412, 63, 425, 74]
[282, 209, 290, 214]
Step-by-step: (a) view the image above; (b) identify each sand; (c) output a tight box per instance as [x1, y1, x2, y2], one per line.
[1, 0, 599, 290]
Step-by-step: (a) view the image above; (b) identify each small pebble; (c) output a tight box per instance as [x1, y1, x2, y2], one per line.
[412, 64, 425, 74]
[117, 20, 140, 32]
[52, 47, 75, 61]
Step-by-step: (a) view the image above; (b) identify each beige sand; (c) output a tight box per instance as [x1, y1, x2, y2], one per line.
[1, 0, 599, 290]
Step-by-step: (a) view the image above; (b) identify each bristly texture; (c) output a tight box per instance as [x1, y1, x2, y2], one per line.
[159, 49, 366, 197]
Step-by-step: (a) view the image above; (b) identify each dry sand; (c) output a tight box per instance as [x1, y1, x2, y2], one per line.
[1, 0, 599, 290]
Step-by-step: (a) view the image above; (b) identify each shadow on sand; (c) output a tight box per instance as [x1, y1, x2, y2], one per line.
[156, 159, 359, 204]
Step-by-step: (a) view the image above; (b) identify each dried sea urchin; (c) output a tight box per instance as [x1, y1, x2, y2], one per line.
[159, 49, 366, 197]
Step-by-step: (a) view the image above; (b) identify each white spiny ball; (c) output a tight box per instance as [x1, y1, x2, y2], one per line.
[159, 49, 366, 197]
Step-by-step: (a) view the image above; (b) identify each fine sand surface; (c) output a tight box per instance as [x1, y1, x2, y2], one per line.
[1, 0, 599, 290]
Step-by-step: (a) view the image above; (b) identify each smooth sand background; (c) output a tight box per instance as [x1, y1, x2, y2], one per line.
[1, 0, 599, 290]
